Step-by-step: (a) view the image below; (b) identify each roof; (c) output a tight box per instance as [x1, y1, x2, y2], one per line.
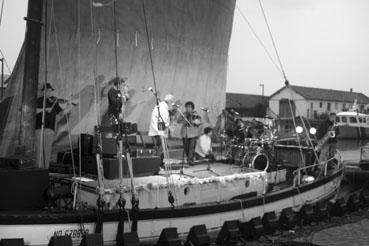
[226, 93, 268, 108]
[337, 112, 368, 117]
[270, 84, 369, 104]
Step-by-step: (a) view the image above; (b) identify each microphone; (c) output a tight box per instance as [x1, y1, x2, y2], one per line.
[148, 87, 154, 92]
[233, 111, 240, 116]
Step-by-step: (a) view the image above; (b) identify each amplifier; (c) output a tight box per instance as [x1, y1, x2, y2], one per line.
[103, 156, 161, 179]
[0, 156, 35, 169]
[0, 168, 49, 210]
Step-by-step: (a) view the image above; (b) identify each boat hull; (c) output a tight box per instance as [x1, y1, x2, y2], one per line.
[0, 169, 343, 245]
[337, 125, 369, 139]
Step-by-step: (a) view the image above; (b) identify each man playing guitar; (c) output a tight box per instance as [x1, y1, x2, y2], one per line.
[108, 77, 129, 125]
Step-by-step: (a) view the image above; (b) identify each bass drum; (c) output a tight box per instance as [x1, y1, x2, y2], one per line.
[242, 152, 269, 171]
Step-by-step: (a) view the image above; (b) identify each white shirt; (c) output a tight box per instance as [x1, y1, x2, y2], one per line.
[148, 101, 170, 137]
[195, 134, 212, 157]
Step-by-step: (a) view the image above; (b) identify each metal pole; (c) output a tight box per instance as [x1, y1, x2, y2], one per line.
[1, 58, 3, 100]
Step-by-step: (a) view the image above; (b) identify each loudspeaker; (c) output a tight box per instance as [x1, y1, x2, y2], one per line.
[262, 211, 278, 234]
[80, 234, 103, 246]
[299, 204, 314, 225]
[80, 134, 94, 156]
[185, 224, 210, 246]
[83, 155, 97, 175]
[0, 156, 34, 169]
[48, 235, 72, 246]
[315, 202, 329, 221]
[215, 220, 240, 245]
[156, 227, 182, 246]
[330, 198, 346, 216]
[347, 193, 360, 212]
[0, 239, 24, 246]
[279, 207, 296, 230]
[239, 217, 263, 240]
[117, 232, 139, 246]
[0, 168, 48, 210]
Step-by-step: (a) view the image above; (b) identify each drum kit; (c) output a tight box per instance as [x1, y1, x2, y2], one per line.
[220, 112, 274, 171]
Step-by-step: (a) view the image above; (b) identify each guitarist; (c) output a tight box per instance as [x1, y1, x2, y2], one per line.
[317, 112, 339, 164]
[35, 83, 73, 169]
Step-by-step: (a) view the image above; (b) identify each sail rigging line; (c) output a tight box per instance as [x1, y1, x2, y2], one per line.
[235, 4, 283, 78]
[142, 0, 177, 202]
[112, 0, 119, 79]
[257, 0, 288, 82]
[39, 0, 49, 169]
[0, 0, 4, 29]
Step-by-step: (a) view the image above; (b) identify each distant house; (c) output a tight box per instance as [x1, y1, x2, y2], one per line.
[269, 85, 369, 120]
[226, 93, 268, 118]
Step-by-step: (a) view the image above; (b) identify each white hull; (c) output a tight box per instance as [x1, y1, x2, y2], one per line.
[0, 170, 343, 246]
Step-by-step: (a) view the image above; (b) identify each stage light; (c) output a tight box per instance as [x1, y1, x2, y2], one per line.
[295, 126, 303, 134]
[309, 127, 317, 135]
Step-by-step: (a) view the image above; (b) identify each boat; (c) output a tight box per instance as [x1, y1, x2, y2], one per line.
[336, 101, 369, 139]
[0, 0, 344, 245]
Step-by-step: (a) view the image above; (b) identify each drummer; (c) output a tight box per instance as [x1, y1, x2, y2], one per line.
[177, 101, 201, 165]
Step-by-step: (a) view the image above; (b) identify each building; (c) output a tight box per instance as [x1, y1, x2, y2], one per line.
[0, 74, 9, 101]
[269, 85, 369, 120]
[226, 93, 268, 118]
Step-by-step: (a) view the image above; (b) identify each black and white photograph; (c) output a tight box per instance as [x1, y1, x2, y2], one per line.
[0, 0, 368, 245]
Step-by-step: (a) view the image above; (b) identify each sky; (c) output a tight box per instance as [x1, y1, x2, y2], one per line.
[0, 0, 369, 96]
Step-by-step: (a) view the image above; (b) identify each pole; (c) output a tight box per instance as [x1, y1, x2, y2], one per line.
[18, 0, 44, 156]
[1, 58, 3, 100]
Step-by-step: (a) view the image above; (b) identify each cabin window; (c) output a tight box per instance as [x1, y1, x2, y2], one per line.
[342, 117, 347, 123]
[336, 117, 340, 122]
[343, 103, 346, 110]
[363, 118, 367, 123]
[335, 102, 338, 110]
[319, 102, 323, 108]
[359, 118, 363, 123]
[350, 117, 357, 123]
[327, 103, 331, 111]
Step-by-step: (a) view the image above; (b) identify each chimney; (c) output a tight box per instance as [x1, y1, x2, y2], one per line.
[350, 88, 353, 92]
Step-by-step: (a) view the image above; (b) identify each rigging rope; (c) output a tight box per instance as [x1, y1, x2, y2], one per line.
[112, 0, 119, 79]
[0, 0, 4, 29]
[258, 0, 288, 81]
[236, 4, 283, 78]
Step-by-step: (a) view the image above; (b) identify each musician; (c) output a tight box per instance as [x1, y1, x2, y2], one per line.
[177, 101, 201, 165]
[148, 94, 175, 148]
[195, 127, 215, 162]
[108, 77, 129, 125]
[35, 83, 69, 169]
[317, 112, 339, 163]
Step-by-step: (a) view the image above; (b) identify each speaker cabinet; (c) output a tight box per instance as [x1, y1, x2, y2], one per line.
[185, 224, 210, 246]
[156, 227, 182, 246]
[0, 239, 24, 246]
[262, 211, 278, 234]
[48, 236, 72, 246]
[80, 234, 103, 246]
[216, 220, 240, 245]
[0, 168, 48, 210]
[239, 217, 263, 240]
[279, 207, 296, 230]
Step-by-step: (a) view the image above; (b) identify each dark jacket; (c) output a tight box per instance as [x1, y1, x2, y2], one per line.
[317, 119, 339, 144]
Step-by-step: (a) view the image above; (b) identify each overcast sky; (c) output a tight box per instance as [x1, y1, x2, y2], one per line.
[1, 0, 369, 96]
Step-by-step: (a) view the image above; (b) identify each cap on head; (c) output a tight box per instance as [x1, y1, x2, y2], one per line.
[41, 83, 55, 91]
[164, 94, 174, 103]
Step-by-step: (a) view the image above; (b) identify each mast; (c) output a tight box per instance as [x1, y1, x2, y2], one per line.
[18, 0, 44, 156]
